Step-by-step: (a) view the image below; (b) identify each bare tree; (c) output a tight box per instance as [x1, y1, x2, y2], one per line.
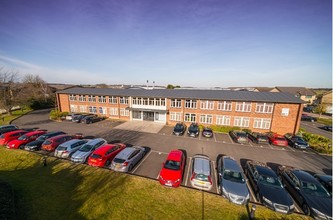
[22, 73, 50, 101]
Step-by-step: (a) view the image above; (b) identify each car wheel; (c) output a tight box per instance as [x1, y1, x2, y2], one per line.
[19, 145, 24, 149]
[302, 203, 310, 215]
[256, 192, 261, 202]
[128, 164, 133, 172]
[105, 160, 111, 167]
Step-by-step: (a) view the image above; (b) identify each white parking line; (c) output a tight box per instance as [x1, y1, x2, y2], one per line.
[131, 150, 153, 174]
[211, 160, 219, 194]
[213, 134, 217, 142]
[150, 150, 169, 155]
[184, 157, 192, 186]
[248, 141, 253, 147]
[227, 134, 233, 143]
[246, 181, 257, 203]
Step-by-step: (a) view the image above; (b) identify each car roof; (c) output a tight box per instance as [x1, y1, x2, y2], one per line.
[59, 139, 85, 146]
[3, 130, 27, 136]
[93, 144, 118, 154]
[86, 138, 106, 145]
[315, 174, 332, 182]
[166, 150, 183, 161]
[25, 130, 46, 136]
[291, 169, 318, 183]
[223, 156, 242, 172]
[0, 125, 17, 129]
[193, 154, 210, 175]
[251, 162, 276, 176]
[47, 134, 70, 141]
[115, 147, 136, 159]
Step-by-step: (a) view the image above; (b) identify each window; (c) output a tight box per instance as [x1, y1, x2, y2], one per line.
[142, 98, 148, 105]
[234, 117, 250, 127]
[69, 94, 77, 101]
[119, 97, 128, 104]
[281, 108, 289, 116]
[217, 101, 232, 111]
[109, 108, 118, 116]
[170, 112, 182, 121]
[88, 106, 97, 113]
[171, 99, 182, 108]
[160, 99, 166, 106]
[88, 95, 96, 102]
[70, 105, 78, 112]
[235, 102, 251, 112]
[184, 113, 196, 122]
[98, 96, 106, 103]
[132, 111, 141, 119]
[132, 97, 142, 105]
[79, 105, 87, 113]
[120, 108, 129, 116]
[216, 115, 231, 125]
[255, 103, 273, 113]
[99, 107, 107, 115]
[185, 100, 197, 109]
[149, 98, 155, 106]
[108, 96, 117, 104]
[200, 115, 213, 124]
[200, 100, 214, 110]
[253, 118, 271, 129]
[78, 95, 86, 102]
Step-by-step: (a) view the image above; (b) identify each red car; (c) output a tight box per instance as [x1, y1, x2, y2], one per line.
[6, 130, 47, 149]
[88, 143, 126, 167]
[158, 149, 186, 187]
[41, 134, 73, 152]
[267, 133, 288, 147]
[0, 130, 29, 146]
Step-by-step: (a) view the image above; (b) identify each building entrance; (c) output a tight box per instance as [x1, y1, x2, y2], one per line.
[143, 111, 154, 121]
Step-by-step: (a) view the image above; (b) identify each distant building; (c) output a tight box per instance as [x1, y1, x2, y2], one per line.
[271, 87, 316, 105]
[56, 87, 304, 134]
[316, 90, 332, 114]
[253, 87, 274, 92]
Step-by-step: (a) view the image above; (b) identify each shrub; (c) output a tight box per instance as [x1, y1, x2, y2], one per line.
[301, 132, 332, 155]
[50, 110, 68, 120]
[198, 124, 242, 133]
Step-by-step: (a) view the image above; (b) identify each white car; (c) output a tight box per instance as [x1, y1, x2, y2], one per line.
[71, 138, 107, 163]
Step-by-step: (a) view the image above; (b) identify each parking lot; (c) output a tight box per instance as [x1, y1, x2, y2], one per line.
[11, 110, 332, 214]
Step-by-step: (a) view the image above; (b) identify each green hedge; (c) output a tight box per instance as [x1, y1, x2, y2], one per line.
[49, 110, 68, 120]
[198, 124, 249, 133]
[298, 130, 332, 154]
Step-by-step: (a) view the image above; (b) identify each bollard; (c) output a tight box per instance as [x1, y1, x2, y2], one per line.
[250, 204, 256, 219]
[43, 157, 47, 167]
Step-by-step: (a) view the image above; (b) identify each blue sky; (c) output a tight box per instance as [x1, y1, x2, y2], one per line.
[0, 0, 331, 88]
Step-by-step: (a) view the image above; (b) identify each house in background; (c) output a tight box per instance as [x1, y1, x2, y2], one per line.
[253, 87, 274, 92]
[316, 90, 332, 114]
[271, 87, 316, 105]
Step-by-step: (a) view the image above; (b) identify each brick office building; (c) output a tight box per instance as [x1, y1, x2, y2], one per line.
[56, 87, 304, 134]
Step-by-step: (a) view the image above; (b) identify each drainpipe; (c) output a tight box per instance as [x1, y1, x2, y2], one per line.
[293, 104, 302, 135]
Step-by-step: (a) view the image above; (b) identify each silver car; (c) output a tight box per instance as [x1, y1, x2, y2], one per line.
[54, 139, 87, 158]
[217, 156, 250, 205]
[110, 146, 145, 172]
[190, 154, 213, 191]
[71, 138, 107, 163]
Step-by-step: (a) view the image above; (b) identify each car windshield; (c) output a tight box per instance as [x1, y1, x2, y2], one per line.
[113, 158, 125, 164]
[164, 160, 181, 170]
[301, 181, 331, 197]
[43, 140, 52, 145]
[258, 175, 283, 188]
[37, 135, 49, 141]
[276, 137, 285, 141]
[194, 173, 209, 182]
[189, 126, 198, 132]
[0, 134, 4, 138]
[91, 154, 101, 159]
[293, 137, 305, 142]
[203, 128, 212, 132]
[79, 144, 93, 152]
[17, 134, 28, 140]
[236, 132, 247, 137]
[223, 169, 245, 183]
[174, 124, 183, 130]
[57, 146, 67, 151]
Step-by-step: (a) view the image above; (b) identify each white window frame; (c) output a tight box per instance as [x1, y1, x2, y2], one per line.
[98, 96, 106, 103]
[170, 112, 182, 121]
[109, 107, 118, 116]
[185, 100, 197, 109]
[184, 113, 196, 122]
[119, 97, 129, 104]
[200, 100, 214, 110]
[78, 95, 86, 102]
[255, 103, 273, 113]
[88, 106, 97, 113]
[69, 94, 77, 101]
[216, 115, 231, 126]
[79, 105, 87, 113]
[217, 101, 232, 111]
[120, 108, 129, 116]
[88, 95, 96, 102]
[70, 105, 78, 112]
[234, 117, 250, 127]
[108, 96, 117, 104]
[99, 107, 107, 115]
[171, 99, 182, 108]
[235, 102, 252, 112]
[199, 114, 213, 124]
[253, 118, 271, 129]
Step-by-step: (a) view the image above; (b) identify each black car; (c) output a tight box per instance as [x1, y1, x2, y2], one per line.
[81, 115, 104, 124]
[303, 106, 314, 113]
[229, 131, 248, 144]
[0, 125, 18, 135]
[24, 131, 66, 151]
[247, 132, 269, 144]
[301, 114, 317, 122]
[278, 166, 332, 218]
[319, 125, 332, 132]
[173, 122, 186, 136]
[284, 133, 309, 149]
[314, 174, 332, 194]
[72, 114, 92, 123]
[187, 123, 199, 137]
[202, 127, 213, 138]
[244, 161, 294, 214]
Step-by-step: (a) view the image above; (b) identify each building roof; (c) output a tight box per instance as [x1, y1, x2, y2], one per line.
[274, 87, 315, 96]
[254, 87, 274, 92]
[57, 87, 304, 104]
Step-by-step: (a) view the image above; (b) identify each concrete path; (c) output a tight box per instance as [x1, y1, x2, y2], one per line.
[114, 120, 165, 134]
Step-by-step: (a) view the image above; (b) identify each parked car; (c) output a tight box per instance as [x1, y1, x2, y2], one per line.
[303, 106, 314, 113]
[301, 114, 317, 122]
[41, 134, 73, 152]
[110, 146, 146, 172]
[229, 130, 249, 144]
[0, 130, 29, 145]
[247, 132, 269, 144]
[190, 154, 213, 191]
[173, 122, 187, 136]
[72, 114, 93, 123]
[54, 139, 87, 158]
[81, 115, 104, 124]
[0, 125, 18, 135]
[267, 133, 288, 147]
[278, 166, 332, 218]
[244, 161, 294, 214]
[24, 131, 66, 151]
[187, 123, 199, 137]
[313, 174, 332, 194]
[71, 138, 107, 163]
[65, 113, 81, 121]
[284, 133, 309, 149]
[202, 127, 213, 138]
[6, 130, 47, 149]
[87, 143, 126, 167]
[319, 125, 332, 132]
[158, 149, 186, 188]
[217, 156, 249, 205]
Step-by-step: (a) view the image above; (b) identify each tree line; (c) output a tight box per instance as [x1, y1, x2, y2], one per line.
[0, 67, 54, 115]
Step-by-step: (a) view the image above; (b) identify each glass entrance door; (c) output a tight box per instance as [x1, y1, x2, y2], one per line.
[143, 111, 154, 121]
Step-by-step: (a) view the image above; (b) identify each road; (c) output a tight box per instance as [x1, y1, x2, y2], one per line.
[300, 121, 332, 139]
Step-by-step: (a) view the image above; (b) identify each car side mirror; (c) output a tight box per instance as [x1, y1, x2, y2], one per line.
[218, 173, 222, 176]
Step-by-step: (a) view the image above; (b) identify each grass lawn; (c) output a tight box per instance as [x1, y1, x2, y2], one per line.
[317, 117, 332, 126]
[0, 109, 32, 126]
[0, 148, 310, 220]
